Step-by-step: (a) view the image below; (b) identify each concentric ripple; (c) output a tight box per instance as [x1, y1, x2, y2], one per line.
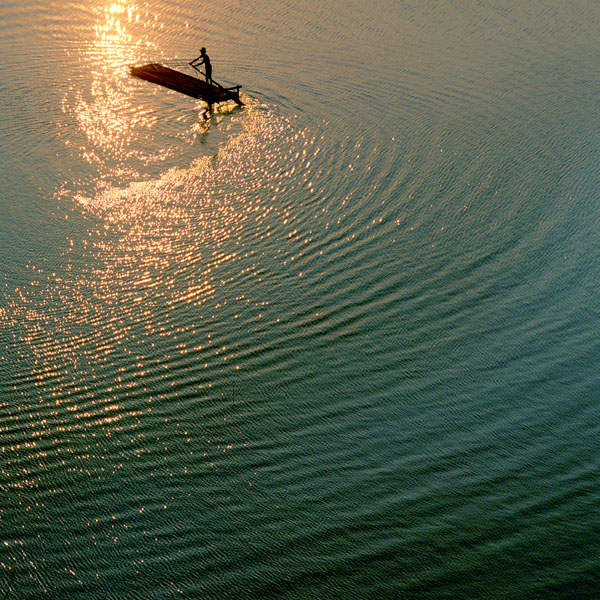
[1, 0, 599, 598]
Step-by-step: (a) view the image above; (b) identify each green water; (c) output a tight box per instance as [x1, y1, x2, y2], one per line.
[1, 1, 599, 598]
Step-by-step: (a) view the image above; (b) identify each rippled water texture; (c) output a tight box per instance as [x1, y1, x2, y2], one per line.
[1, 1, 599, 598]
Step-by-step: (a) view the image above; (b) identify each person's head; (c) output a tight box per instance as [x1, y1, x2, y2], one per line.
[201, 47, 206, 54]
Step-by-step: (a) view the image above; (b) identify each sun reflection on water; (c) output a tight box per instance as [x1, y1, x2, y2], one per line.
[4, 88, 319, 479]
[3, 0, 325, 501]
[96, 2, 137, 49]
[60, 0, 162, 169]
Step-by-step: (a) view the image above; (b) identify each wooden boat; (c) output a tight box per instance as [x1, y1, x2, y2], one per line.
[130, 63, 243, 109]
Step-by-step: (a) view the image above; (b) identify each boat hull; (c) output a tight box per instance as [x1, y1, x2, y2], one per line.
[130, 63, 243, 107]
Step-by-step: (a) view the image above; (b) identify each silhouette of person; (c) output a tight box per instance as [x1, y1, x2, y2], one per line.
[190, 47, 212, 84]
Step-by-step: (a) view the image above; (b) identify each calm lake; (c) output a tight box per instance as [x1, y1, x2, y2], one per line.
[1, 1, 599, 598]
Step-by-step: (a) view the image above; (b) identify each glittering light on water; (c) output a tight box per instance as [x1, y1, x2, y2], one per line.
[2, 97, 322, 488]
[59, 0, 161, 168]
[2, 0, 329, 510]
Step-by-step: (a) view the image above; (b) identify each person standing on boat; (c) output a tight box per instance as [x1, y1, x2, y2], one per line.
[190, 47, 212, 84]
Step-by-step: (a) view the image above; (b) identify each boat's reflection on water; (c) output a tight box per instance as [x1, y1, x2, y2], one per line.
[195, 97, 246, 132]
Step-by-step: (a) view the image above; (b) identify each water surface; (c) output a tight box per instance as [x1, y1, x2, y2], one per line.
[1, 1, 599, 598]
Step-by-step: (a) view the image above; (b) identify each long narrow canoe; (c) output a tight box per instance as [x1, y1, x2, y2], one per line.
[130, 63, 243, 108]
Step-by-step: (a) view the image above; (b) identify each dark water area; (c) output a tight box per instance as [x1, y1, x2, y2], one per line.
[1, 1, 599, 598]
